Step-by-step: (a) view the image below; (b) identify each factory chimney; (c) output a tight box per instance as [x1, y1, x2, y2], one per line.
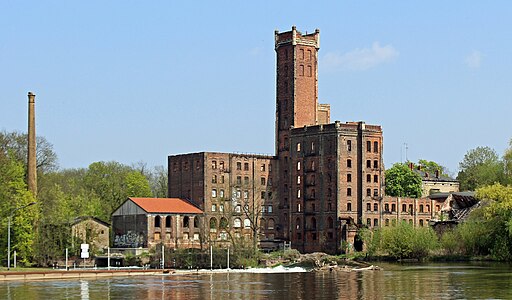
[27, 92, 37, 198]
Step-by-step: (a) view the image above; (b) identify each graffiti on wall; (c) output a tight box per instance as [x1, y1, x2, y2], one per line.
[114, 231, 145, 248]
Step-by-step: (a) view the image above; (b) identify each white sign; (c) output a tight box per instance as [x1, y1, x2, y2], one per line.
[81, 243, 90, 258]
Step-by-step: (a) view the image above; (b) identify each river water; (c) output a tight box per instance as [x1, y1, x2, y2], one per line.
[1, 262, 511, 299]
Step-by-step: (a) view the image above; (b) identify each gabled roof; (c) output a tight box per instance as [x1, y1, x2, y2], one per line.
[128, 197, 203, 214]
[72, 216, 110, 227]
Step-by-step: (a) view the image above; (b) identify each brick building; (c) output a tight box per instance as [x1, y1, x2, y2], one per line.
[112, 197, 203, 251]
[167, 27, 384, 254]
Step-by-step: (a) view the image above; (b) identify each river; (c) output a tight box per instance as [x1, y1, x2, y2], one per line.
[1, 262, 511, 299]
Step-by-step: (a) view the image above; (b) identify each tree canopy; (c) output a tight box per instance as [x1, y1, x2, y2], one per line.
[385, 163, 422, 198]
[457, 146, 504, 191]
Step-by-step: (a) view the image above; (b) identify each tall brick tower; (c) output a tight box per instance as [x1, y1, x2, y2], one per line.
[27, 92, 37, 198]
[274, 27, 320, 240]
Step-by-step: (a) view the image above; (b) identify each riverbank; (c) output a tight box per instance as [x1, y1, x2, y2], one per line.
[0, 269, 166, 281]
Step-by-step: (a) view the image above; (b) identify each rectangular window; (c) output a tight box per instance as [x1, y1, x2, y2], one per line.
[261, 164, 266, 171]
[220, 189, 224, 198]
[367, 160, 371, 168]
[244, 190, 249, 199]
[212, 175, 217, 183]
[297, 161, 301, 171]
[392, 204, 396, 212]
[373, 189, 378, 197]
[297, 142, 301, 152]
[297, 189, 301, 199]
[244, 176, 249, 185]
[374, 219, 378, 226]
[374, 203, 378, 211]
[211, 204, 217, 212]
[220, 175, 225, 184]
[374, 141, 379, 153]
[297, 176, 301, 184]
[297, 203, 301, 212]
[261, 191, 266, 199]
[367, 174, 371, 182]
[367, 141, 371, 152]
[367, 188, 371, 196]
[244, 162, 249, 171]
[347, 188, 352, 196]
[347, 203, 352, 211]
[236, 176, 241, 185]
[219, 161, 224, 170]
[373, 160, 378, 169]
[261, 177, 266, 185]
[212, 161, 217, 169]
[347, 174, 352, 182]
[347, 159, 352, 168]
[385, 204, 389, 211]
[212, 189, 217, 198]
[347, 140, 352, 151]
[237, 162, 242, 170]
[236, 189, 241, 198]
[374, 175, 378, 183]
[268, 205, 273, 213]
[366, 203, 371, 211]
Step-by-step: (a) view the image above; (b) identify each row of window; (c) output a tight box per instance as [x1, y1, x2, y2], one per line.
[209, 217, 275, 230]
[382, 203, 439, 213]
[295, 202, 335, 212]
[154, 215, 198, 228]
[211, 160, 272, 172]
[212, 189, 272, 200]
[212, 175, 272, 186]
[383, 219, 429, 227]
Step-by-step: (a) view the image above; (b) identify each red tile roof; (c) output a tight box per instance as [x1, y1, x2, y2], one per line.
[129, 198, 203, 214]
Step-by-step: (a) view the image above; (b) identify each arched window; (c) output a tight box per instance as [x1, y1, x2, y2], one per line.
[268, 218, 275, 229]
[220, 217, 228, 229]
[311, 217, 317, 229]
[233, 218, 242, 228]
[327, 217, 334, 229]
[165, 216, 171, 228]
[402, 204, 407, 212]
[420, 205, 424, 213]
[194, 217, 199, 228]
[210, 217, 217, 229]
[154, 216, 161, 228]
[426, 204, 430, 212]
[296, 218, 301, 230]
[260, 218, 266, 230]
[183, 216, 189, 228]
[244, 218, 251, 228]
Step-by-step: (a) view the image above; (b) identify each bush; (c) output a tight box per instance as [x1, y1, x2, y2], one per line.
[379, 221, 439, 259]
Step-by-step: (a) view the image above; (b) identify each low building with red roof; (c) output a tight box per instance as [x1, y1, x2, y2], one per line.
[112, 197, 204, 250]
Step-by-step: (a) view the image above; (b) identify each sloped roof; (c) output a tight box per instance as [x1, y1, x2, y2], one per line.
[72, 216, 110, 227]
[128, 197, 203, 214]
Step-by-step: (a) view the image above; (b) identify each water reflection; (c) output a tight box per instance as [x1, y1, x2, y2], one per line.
[1, 263, 512, 299]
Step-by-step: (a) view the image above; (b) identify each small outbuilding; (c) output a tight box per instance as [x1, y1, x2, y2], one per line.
[71, 216, 110, 254]
[112, 197, 204, 251]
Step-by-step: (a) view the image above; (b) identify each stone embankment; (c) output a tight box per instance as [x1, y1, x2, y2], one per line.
[0, 269, 167, 281]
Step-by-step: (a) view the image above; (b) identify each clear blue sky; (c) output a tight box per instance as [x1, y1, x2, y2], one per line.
[2, 1, 511, 174]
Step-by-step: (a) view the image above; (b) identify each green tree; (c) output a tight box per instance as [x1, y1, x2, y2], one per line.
[0, 153, 38, 266]
[0, 130, 58, 173]
[417, 159, 449, 177]
[385, 163, 422, 198]
[503, 139, 512, 185]
[457, 146, 504, 191]
[379, 221, 439, 259]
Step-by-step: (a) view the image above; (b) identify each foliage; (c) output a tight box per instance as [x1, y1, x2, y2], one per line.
[0, 130, 58, 173]
[457, 146, 504, 191]
[417, 159, 449, 176]
[377, 222, 439, 259]
[0, 153, 39, 266]
[385, 163, 422, 198]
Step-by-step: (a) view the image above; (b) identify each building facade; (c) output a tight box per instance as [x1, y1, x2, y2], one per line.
[167, 27, 385, 254]
[112, 197, 203, 251]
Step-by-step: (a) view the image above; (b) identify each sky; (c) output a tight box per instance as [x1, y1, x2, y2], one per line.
[1, 1, 511, 175]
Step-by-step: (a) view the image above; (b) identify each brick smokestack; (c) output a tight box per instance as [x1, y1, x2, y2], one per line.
[27, 92, 37, 198]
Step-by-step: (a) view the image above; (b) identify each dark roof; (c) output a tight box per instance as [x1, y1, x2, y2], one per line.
[72, 216, 110, 227]
[413, 169, 458, 182]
